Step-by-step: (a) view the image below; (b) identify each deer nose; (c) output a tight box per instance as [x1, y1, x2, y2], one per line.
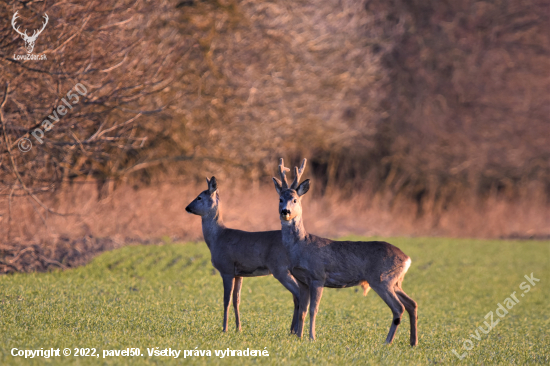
[185, 206, 193, 213]
[281, 209, 291, 215]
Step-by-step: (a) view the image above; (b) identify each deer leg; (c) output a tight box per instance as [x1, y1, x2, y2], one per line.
[291, 294, 299, 334]
[272, 270, 300, 334]
[395, 288, 418, 346]
[296, 281, 310, 338]
[232, 276, 243, 331]
[222, 275, 235, 332]
[308, 282, 324, 341]
[372, 286, 405, 344]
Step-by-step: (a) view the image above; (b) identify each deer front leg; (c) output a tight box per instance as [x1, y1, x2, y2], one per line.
[296, 281, 310, 338]
[291, 294, 299, 334]
[232, 276, 243, 331]
[271, 269, 301, 334]
[221, 275, 235, 332]
[308, 281, 324, 340]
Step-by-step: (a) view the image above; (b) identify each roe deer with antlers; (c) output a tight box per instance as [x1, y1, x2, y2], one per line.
[186, 177, 300, 333]
[272, 159, 418, 346]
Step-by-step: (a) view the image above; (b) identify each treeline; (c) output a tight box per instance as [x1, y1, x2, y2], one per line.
[1, 0, 548, 212]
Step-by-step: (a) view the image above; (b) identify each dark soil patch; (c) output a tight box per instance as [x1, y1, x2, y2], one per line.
[0, 236, 120, 274]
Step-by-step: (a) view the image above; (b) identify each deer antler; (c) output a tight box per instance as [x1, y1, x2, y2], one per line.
[11, 11, 27, 37]
[278, 158, 291, 189]
[29, 14, 48, 40]
[11, 12, 48, 40]
[290, 158, 307, 189]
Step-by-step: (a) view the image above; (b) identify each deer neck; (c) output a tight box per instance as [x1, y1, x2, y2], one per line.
[201, 207, 225, 247]
[281, 214, 307, 246]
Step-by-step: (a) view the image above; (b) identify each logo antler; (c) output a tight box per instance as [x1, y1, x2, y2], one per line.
[11, 11, 26, 37]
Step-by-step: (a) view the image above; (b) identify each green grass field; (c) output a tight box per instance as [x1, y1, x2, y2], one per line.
[1, 237, 548, 365]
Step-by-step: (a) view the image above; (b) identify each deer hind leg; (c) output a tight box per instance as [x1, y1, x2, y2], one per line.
[222, 275, 235, 332]
[371, 285, 405, 344]
[232, 276, 243, 331]
[395, 287, 418, 346]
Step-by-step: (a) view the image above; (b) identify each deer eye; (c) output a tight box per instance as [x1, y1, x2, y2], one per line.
[293, 199, 297, 203]
[197, 197, 202, 200]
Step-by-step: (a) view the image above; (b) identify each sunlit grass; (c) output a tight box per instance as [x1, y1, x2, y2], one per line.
[1, 238, 548, 365]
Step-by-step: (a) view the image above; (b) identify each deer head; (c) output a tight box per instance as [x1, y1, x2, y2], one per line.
[12, 11, 48, 54]
[273, 158, 310, 222]
[185, 177, 220, 217]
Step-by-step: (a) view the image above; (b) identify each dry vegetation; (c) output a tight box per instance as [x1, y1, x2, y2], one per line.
[0, 0, 549, 272]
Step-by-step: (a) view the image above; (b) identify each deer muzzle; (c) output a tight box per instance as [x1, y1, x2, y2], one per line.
[280, 208, 292, 221]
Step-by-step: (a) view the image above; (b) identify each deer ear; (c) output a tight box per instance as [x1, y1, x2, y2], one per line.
[272, 177, 283, 196]
[208, 176, 218, 193]
[296, 179, 310, 196]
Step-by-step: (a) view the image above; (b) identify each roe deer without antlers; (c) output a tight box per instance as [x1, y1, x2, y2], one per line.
[186, 177, 300, 333]
[272, 159, 418, 346]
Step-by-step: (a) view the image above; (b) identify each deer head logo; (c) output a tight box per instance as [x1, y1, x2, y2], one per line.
[12, 11, 48, 54]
